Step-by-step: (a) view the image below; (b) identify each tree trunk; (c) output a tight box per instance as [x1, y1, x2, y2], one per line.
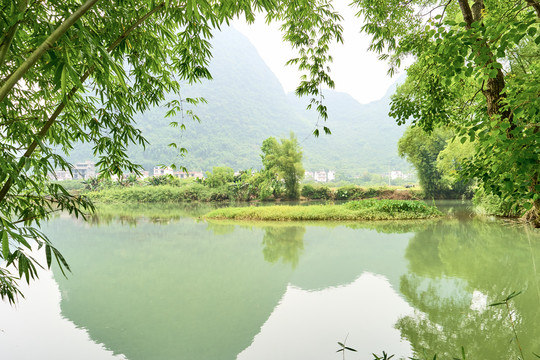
[458, 0, 539, 226]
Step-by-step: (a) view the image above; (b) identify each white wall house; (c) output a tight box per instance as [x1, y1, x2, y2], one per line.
[72, 161, 95, 180]
[153, 167, 174, 176]
[314, 170, 327, 182]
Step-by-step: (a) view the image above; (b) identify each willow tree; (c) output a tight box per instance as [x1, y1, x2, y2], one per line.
[0, 0, 343, 302]
[355, 0, 540, 225]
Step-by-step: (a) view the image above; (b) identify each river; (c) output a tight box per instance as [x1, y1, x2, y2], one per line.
[1, 201, 539, 360]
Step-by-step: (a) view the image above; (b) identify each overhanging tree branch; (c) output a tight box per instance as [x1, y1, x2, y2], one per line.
[0, 0, 29, 68]
[526, 0, 540, 17]
[0, 0, 100, 102]
[0, 2, 167, 204]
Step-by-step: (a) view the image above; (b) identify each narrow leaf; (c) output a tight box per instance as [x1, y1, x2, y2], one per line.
[2, 231, 9, 259]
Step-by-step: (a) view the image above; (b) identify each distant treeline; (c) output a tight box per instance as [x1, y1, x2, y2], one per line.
[76, 174, 428, 204]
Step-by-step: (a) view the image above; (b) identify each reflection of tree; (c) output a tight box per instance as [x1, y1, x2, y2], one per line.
[262, 226, 306, 268]
[397, 220, 540, 359]
[206, 221, 236, 235]
[83, 203, 219, 226]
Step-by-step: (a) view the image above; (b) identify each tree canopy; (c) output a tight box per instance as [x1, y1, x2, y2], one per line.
[261, 133, 304, 199]
[398, 126, 471, 199]
[354, 0, 540, 224]
[0, 0, 343, 302]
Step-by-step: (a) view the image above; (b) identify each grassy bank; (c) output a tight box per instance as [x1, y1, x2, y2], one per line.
[205, 200, 442, 221]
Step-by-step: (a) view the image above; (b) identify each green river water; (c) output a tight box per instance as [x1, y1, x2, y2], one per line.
[0, 201, 539, 360]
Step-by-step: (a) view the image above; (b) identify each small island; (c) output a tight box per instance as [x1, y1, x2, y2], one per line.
[205, 200, 442, 221]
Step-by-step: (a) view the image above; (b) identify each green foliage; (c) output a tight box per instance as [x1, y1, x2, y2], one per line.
[398, 126, 471, 199]
[301, 184, 332, 200]
[343, 199, 439, 215]
[51, 180, 85, 191]
[261, 133, 304, 199]
[146, 175, 177, 186]
[355, 0, 540, 224]
[0, 0, 345, 302]
[335, 185, 363, 200]
[472, 187, 523, 217]
[205, 166, 234, 188]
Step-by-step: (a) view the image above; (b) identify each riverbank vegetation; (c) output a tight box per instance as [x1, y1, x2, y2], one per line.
[205, 200, 442, 221]
[84, 175, 424, 204]
[84, 133, 424, 204]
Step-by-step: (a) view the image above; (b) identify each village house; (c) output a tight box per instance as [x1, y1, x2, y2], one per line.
[50, 170, 73, 181]
[390, 170, 407, 180]
[173, 170, 204, 179]
[72, 161, 96, 180]
[153, 167, 174, 176]
[313, 170, 327, 182]
[327, 170, 336, 182]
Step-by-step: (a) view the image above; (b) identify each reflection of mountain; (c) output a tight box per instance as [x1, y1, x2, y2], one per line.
[289, 226, 410, 291]
[46, 218, 293, 360]
[43, 216, 415, 360]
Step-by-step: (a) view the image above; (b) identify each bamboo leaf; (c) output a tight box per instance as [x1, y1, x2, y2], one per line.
[2, 231, 9, 259]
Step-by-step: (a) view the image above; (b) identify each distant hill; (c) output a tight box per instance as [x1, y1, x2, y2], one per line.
[289, 86, 409, 176]
[68, 27, 409, 176]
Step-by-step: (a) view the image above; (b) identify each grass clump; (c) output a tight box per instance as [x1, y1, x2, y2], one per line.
[205, 200, 442, 221]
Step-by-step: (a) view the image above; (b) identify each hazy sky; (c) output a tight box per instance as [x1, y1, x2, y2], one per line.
[233, 0, 405, 104]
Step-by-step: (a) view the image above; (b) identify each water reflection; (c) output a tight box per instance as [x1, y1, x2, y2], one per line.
[4, 203, 538, 360]
[262, 226, 305, 268]
[397, 220, 540, 359]
[41, 209, 414, 360]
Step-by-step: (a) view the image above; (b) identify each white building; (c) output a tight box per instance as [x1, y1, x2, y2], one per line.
[390, 170, 406, 180]
[314, 170, 327, 182]
[327, 170, 336, 182]
[72, 161, 95, 180]
[51, 170, 73, 181]
[153, 167, 174, 176]
[174, 171, 204, 179]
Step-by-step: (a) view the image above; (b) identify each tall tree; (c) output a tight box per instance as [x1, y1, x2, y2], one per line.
[398, 126, 472, 198]
[355, 0, 540, 225]
[0, 0, 343, 302]
[261, 133, 304, 200]
[398, 126, 452, 199]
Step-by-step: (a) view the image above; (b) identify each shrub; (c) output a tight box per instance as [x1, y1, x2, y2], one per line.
[301, 185, 333, 200]
[301, 184, 316, 198]
[336, 185, 363, 200]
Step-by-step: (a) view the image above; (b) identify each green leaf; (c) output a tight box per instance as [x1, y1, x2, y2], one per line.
[45, 245, 52, 268]
[61, 64, 68, 96]
[2, 231, 9, 259]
